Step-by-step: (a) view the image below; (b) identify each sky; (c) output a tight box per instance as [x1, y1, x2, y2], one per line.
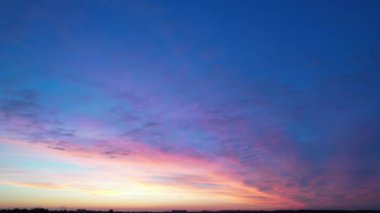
[0, 0, 380, 210]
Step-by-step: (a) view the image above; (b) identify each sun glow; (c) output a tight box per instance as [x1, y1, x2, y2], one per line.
[0, 137, 300, 210]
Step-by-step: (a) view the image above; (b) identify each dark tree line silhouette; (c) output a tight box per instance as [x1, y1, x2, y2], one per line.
[1, 209, 379, 213]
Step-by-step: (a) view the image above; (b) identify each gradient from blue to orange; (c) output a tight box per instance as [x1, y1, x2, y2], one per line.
[1, 0, 380, 210]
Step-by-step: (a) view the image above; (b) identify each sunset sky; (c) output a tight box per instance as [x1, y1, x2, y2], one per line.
[1, 0, 380, 210]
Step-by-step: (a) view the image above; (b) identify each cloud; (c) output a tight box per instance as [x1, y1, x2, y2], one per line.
[1, 181, 66, 190]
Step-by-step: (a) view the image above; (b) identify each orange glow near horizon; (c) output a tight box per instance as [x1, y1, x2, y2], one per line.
[0, 138, 302, 210]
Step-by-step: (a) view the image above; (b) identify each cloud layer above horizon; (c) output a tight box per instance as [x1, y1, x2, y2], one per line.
[1, 0, 380, 210]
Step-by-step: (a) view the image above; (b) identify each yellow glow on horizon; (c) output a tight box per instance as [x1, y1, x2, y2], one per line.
[0, 137, 303, 210]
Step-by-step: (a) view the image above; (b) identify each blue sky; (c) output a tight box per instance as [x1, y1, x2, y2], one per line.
[1, 0, 380, 210]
